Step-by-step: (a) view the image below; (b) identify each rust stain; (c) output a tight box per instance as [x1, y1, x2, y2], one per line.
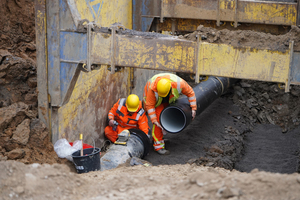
[39, 106, 47, 117]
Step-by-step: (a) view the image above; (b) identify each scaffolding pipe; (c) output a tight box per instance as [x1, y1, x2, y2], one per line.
[100, 129, 150, 171]
[160, 76, 236, 134]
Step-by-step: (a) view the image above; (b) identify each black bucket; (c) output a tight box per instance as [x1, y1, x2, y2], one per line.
[72, 147, 101, 174]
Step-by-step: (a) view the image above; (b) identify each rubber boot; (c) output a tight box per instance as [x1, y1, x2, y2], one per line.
[156, 148, 170, 155]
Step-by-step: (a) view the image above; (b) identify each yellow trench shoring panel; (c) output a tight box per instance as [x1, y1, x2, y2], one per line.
[239, 1, 297, 25]
[161, 0, 297, 26]
[91, 32, 292, 88]
[73, 0, 132, 28]
[198, 42, 291, 86]
[56, 0, 132, 143]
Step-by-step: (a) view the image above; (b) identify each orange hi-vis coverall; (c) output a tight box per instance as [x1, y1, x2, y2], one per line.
[105, 98, 150, 143]
[143, 73, 197, 151]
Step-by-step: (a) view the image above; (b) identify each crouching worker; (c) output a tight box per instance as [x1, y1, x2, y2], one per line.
[105, 94, 150, 143]
[143, 73, 197, 155]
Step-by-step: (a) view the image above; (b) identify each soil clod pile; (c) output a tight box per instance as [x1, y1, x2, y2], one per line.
[0, 0, 63, 164]
[181, 24, 300, 52]
[232, 80, 300, 133]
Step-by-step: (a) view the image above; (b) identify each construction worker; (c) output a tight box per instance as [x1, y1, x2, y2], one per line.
[143, 73, 197, 155]
[105, 94, 150, 143]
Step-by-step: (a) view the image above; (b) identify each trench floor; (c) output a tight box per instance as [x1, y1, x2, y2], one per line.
[144, 97, 300, 174]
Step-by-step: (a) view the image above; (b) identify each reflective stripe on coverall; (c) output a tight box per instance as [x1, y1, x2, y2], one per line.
[143, 73, 197, 151]
[105, 98, 150, 143]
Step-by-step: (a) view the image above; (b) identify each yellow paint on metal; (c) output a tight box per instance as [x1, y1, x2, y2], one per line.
[58, 67, 129, 141]
[114, 36, 195, 73]
[242, 2, 296, 25]
[36, 10, 45, 35]
[59, 68, 103, 136]
[74, 0, 94, 22]
[57, 0, 133, 142]
[117, 38, 155, 68]
[75, 0, 132, 28]
[162, 0, 296, 26]
[198, 43, 291, 84]
[220, 0, 234, 10]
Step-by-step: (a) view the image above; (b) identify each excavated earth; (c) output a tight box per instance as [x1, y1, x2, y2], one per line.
[1, 0, 300, 199]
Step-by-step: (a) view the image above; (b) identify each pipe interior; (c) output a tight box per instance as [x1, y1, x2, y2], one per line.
[160, 107, 186, 133]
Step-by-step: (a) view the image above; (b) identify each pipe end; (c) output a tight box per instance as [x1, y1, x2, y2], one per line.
[160, 106, 187, 134]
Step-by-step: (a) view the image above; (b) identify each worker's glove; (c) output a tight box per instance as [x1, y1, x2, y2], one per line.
[109, 120, 116, 127]
[192, 110, 196, 120]
[162, 129, 168, 136]
[153, 121, 163, 130]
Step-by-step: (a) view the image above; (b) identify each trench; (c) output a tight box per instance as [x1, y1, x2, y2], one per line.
[234, 124, 300, 174]
[144, 94, 300, 174]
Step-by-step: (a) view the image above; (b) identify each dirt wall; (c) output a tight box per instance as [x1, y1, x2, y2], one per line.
[0, 0, 63, 164]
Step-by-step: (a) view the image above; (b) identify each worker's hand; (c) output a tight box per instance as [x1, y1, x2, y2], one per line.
[109, 120, 115, 127]
[162, 129, 168, 136]
[153, 121, 163, 130]
[192, 110, 196, 120]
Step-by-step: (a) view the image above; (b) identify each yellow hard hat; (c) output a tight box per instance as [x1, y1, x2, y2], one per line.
[157, 78, 171, 97]
[126, 94, 140, 112]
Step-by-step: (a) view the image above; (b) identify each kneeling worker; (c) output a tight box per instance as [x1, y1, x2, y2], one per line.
[105, 94, 150, 143]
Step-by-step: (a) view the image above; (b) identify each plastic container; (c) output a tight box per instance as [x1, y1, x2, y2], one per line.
[69, 142, 94, 149]
[72, 148, 101, 174]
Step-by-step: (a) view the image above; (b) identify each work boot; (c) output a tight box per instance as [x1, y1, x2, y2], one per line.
[156, 148, 170, 155]
[164, 139, 170, 144]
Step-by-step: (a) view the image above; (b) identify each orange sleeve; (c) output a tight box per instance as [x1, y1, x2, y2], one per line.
[145, 89, 158, 123]
[180, 79, 197, 111]
[137, 110, 150, 135]
[108, 99, 120, 120]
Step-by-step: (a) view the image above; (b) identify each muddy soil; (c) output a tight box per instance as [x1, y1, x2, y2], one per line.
[181, 24, 300, 52]
[0, 0, 68, 165]
[1, 0, 300, 199]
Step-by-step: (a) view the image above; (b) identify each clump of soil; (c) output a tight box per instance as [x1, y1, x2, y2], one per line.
[232, 80, 300, 133]
[0, 0, 65, 164]
[1, 160, 300, 200]
[189, 126, 247, 171]
[180, 25, 300, 52]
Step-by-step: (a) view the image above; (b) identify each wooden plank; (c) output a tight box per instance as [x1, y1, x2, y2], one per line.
[47, 0, 61, 106]
[35, 0, 49, 129]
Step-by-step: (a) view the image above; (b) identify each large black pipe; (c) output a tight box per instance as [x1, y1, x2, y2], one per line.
[160, 76, 236, 133]
[100, 129, 150, 171]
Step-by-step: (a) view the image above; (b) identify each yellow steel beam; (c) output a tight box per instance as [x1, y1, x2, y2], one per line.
[238, 1, 297, 25]
[161, 0, 297, 26]
[198, 42, 291, 85]
[91, 30, 292, 85]
[91, 33, 197, 73]
[156, 18, 290, 35]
